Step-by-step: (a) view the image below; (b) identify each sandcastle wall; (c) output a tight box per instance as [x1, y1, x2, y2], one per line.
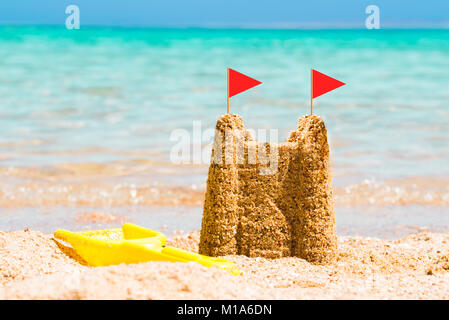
[199, 114, 337, 264]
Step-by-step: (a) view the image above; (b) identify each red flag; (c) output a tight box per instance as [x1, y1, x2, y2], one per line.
[312, 69, 345, 99]
[228, 68, 262, 98]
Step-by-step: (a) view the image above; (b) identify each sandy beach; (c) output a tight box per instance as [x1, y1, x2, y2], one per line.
[1, 229, 449, 300]
[0, 24, 449, 303]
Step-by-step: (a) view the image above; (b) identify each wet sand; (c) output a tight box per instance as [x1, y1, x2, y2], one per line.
[1, 229, 449, 299]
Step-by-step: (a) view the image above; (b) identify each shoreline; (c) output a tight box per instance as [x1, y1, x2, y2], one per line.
[1, 229, 449, 299]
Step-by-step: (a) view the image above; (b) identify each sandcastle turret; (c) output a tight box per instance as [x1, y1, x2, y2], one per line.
[199, 113, 337, 264]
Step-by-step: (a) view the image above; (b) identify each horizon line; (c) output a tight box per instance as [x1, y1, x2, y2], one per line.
[0, 21, 448, 30]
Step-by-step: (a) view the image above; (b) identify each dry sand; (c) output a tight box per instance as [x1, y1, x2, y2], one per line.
[1, 229, 449, 299]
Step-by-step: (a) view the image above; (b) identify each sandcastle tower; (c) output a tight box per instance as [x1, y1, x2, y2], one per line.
[199, 113, 337, 264]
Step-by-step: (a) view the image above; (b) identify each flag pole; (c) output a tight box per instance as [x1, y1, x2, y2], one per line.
[227, 68, 230, 114]
[310, 69, 313, 115]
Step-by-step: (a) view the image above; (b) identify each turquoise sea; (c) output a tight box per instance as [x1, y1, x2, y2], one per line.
[0, 26, 448, 237]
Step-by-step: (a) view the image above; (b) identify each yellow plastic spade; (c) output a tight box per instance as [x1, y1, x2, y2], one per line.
[54, 223, 240, 275]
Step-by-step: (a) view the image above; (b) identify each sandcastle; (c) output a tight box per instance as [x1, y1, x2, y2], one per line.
[199, 113, 337, 264]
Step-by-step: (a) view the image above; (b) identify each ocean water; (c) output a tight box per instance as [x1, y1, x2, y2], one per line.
[0, 26, 448, 236]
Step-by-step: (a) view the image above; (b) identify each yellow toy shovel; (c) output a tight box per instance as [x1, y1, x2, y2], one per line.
[54, 223, 240, 275]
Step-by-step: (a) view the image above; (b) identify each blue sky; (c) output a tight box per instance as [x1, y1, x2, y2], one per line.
[0, 0, 448, 27]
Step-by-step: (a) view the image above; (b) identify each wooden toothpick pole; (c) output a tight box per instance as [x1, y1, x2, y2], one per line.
[311, 68, 313, 115]
[227, 68, 230, 114]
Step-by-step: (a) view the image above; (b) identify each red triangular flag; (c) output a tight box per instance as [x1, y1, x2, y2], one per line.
[228, 68, 262, 98]
[312, 69, 345, 99]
